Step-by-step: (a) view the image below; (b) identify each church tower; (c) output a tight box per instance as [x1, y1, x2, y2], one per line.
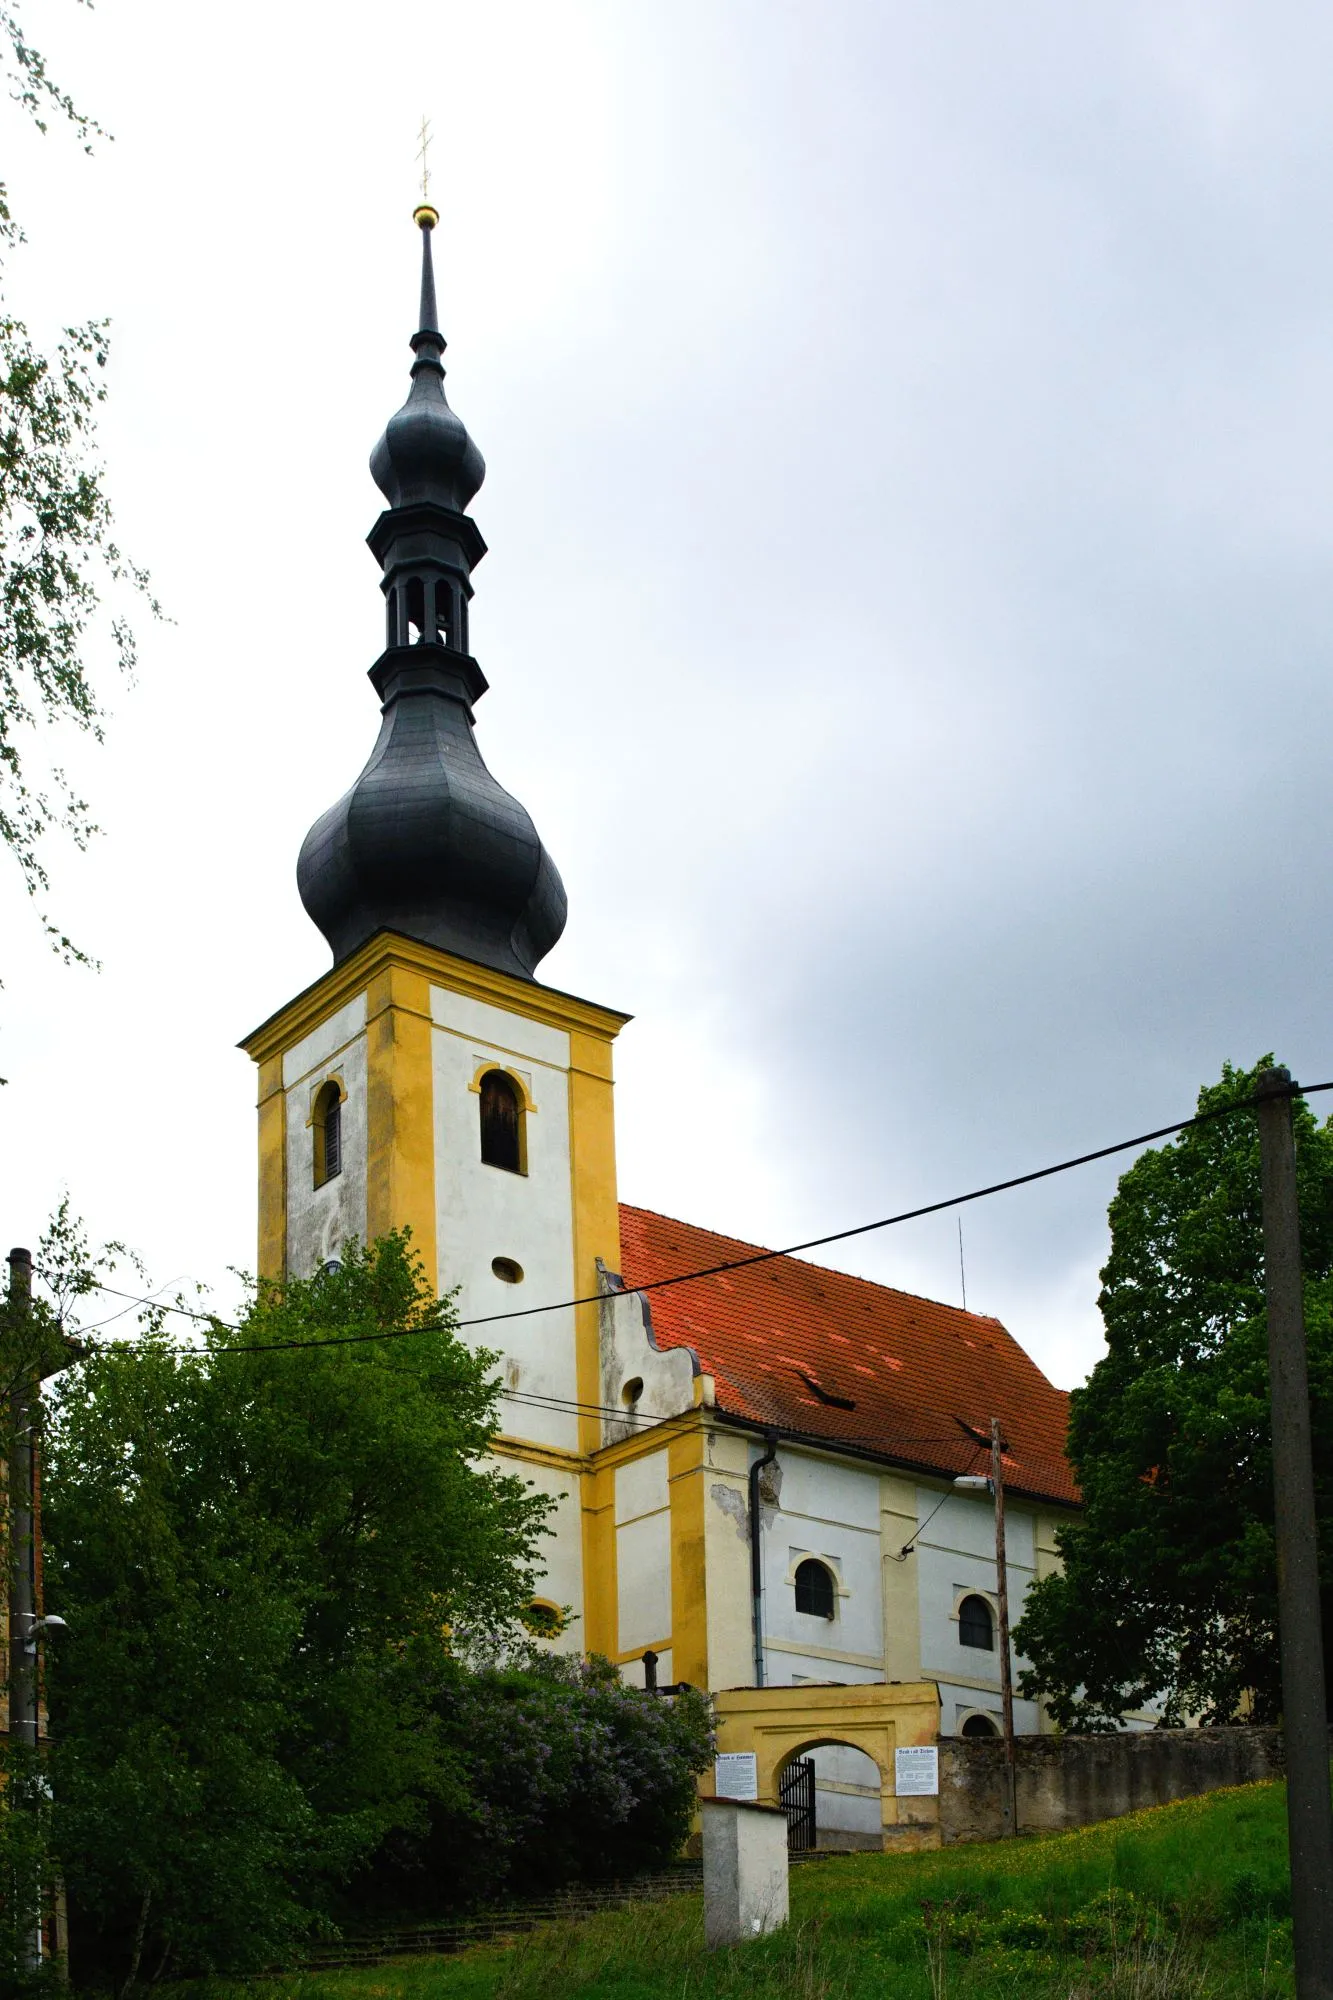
[241, 208, 628, 1632]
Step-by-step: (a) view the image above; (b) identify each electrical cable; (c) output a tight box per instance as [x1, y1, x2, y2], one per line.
[888, 1443, 988, 1561]
[38, 1074, 1333, 1359]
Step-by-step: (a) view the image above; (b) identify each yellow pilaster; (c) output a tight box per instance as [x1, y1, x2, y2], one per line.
[568, 1027, 621, 1458]
[881, 1470, 924, 1683]
[365, 962, 437, 1290]
[581, 1455, 618, 1660]
[669, 1418, 709, 1687]
[256, 1052, 287, 1283]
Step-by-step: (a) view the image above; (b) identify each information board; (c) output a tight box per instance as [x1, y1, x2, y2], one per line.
[894, 1745, 939, 1796]
[714, 1752, 759, 1801]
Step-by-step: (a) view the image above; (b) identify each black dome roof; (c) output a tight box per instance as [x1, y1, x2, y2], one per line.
[296, 211, 567, 981]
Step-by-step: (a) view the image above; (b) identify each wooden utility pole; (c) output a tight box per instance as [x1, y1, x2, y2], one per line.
[7, 1247, 37, 1756]
[1254, 1069, 1333, 2000]
[7, 1246, 41, 1976]
[991, 1416, 1017, 1838]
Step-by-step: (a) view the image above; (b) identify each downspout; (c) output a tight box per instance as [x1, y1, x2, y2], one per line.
[748, 1431, 779, 1688]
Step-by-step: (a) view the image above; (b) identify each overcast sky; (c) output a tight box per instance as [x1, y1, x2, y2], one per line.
[1, 0, 1330, 1386]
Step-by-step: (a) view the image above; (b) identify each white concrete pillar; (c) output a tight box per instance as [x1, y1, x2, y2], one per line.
[701, 1799, 789, 1949]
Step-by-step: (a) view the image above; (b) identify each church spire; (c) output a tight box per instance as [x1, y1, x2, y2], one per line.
[295, 209, 568, 981]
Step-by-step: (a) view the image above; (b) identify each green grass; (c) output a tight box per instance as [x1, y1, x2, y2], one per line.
[174, 1781, 1296, 2000]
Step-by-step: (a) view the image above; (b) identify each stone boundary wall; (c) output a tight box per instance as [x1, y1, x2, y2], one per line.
[937, 1726, 1312, 1845]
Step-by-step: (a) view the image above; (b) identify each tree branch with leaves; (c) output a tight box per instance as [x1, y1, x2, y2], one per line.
[0, 1, 161, 968]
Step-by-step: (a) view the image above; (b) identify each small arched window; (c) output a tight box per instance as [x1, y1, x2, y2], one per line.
[958, 1594, 994, 1650]
[793, 1558, 836, 1620]
[961, 1711, 1000, 1737]
[479, 1069, 523, 1174]
[406, 574, 426, 643]
[313, 1080, 343, 1189]
[434, 578, 453, 649]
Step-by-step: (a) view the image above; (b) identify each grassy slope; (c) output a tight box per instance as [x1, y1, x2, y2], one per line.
[183, 1781, 1295, 2000]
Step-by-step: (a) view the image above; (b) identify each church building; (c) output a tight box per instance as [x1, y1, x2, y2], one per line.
[241, 208, 1082, 1840]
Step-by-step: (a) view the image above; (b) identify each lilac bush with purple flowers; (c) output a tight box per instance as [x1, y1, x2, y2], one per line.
[360, 1653, 714, 1914]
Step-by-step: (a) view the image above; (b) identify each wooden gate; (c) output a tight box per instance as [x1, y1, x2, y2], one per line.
[779, 1756, 817, 1852]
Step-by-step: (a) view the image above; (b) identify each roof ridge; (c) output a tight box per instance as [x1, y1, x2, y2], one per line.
[617, 1199, 1009, 1329]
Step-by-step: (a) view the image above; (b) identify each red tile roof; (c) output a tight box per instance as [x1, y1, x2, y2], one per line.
[617, 1204, 1078, 1508]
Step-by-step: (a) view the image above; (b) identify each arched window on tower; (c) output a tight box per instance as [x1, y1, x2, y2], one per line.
[479, 1069, 524, 1174]
[958, 1594, 995, 1651]
[434, 578, 453, 649]
[960, 1711, 1000, 1737]
[406, 575, 427, 643]
[793, 1558, 836, 1620]
[313, 1080, 343, 1189]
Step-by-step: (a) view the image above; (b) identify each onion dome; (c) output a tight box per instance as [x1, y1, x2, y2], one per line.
[296, 207, 567, 981]
[369, 205, 486, 512]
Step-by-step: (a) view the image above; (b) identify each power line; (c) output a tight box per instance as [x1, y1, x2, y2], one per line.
[890, 1444, 988, 1561]
[48, 1074, 1333, 1358]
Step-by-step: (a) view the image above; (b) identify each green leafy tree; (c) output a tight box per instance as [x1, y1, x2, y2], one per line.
[0, 3, 159, 962]
[43, 1233, 552, 1985]
[1015, 1058, 1333, 1729]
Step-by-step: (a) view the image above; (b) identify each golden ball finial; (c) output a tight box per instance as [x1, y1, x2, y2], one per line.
[413, 202, 439, 231]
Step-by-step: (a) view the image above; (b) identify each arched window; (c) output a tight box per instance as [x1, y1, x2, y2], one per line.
[434, 578, 454, 649]
[479, 1069, 524, 1173]
[313, 1080, 343, 1188]
[406, 574, 427, 643]
[958, 1594, 994, 1650]
[961, 1711, 1000, 1737]
[794, 1558, 836, 1620]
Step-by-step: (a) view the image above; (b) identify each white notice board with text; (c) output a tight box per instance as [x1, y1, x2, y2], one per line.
[714, 1752, 759, 1801]
[894, 1745, 939, 1796]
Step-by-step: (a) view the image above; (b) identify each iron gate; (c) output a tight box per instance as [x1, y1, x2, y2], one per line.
[779, 1756, 816, 1852]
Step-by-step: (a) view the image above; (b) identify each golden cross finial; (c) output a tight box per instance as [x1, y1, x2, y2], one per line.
[416, 114, 433, 204]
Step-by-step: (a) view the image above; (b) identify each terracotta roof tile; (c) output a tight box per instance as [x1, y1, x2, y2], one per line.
[616, 1204, 1077, 1508]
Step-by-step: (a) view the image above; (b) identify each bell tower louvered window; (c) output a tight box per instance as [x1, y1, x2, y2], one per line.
[313, 1081, 343, 1188]
[479, 1069, 523, 1174]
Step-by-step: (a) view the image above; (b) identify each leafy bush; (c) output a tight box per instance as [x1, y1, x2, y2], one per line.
[359, 1654, 715, 1916]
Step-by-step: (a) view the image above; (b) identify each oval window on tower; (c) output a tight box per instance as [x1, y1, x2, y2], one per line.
[479, 1069, 524, 1174]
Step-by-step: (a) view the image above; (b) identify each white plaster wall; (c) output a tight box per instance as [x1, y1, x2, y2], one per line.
[704, 1427, 755, 1693]
[915, 1486, 1041, 1734]
[616, 1449, 672, 1654]
[492, 1451, 584, 1656]
[599, 1285, 697, 1445]
[808, 1744, 883, 1841]
[431, 987, 577, 1454]
[942, 1691, 1005, 1736]
[281, 994, 368, 1089]
[283, 1026, 369, 1278]
[757, 1446, 884, 1688]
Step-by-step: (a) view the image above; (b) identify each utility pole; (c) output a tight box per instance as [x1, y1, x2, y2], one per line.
[7, 1246, 40, 1975]
[991, 1416, 1017, 1838]
[7, 1248, 37, 1756]
[1254, 1069, 1333, 2000]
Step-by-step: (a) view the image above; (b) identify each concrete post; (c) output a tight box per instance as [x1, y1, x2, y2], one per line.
[1254, 1069, 1333, 2000]
[701, 1798, 789, 1949]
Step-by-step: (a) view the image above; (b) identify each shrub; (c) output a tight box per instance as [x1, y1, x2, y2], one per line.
[360, 1654, 715, 1915]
